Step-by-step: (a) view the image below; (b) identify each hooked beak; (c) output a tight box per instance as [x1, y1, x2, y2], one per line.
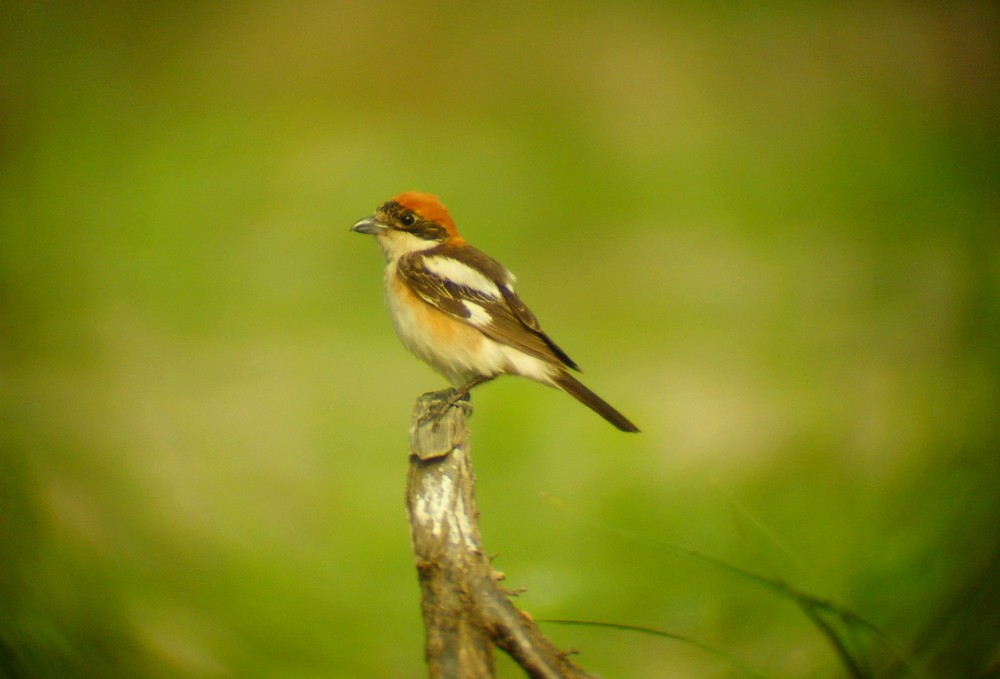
[351, 215, 387, 235]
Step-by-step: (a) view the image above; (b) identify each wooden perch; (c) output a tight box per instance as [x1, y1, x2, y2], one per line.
[405, 390, 596, 679]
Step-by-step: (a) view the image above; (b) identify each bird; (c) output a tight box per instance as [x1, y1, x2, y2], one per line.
[351, 191, 639, 432]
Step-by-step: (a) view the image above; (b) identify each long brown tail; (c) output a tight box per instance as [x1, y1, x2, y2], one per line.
[551, 371, 640, 433]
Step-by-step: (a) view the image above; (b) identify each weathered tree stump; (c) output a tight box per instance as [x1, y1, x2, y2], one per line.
[405, 390, 595, 679]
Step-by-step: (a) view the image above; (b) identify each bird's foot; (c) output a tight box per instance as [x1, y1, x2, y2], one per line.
[414, 375, 497, 430]
[417, 388, 473, 429]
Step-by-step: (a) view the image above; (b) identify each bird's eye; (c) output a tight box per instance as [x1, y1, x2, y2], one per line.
[399, 213, 416, 227]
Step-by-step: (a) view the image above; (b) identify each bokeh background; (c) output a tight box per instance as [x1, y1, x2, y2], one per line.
[2, 2, 998, 677]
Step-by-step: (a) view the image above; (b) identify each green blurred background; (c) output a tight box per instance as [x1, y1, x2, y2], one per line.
[2, 2, 998, 677]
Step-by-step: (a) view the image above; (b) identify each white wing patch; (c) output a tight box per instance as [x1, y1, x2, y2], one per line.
[462, 300, 493, 327]
[423, 256, 501, 299]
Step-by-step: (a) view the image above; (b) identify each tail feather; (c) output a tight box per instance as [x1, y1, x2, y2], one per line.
[551, 371, 640, 433]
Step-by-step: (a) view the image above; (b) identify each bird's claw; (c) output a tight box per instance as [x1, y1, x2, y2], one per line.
[417, 389, 472, 429]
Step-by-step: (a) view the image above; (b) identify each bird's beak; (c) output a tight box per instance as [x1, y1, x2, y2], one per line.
[351, 216, 387, 235]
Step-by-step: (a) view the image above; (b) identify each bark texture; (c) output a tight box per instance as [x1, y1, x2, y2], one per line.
[405, 391, 595, 679]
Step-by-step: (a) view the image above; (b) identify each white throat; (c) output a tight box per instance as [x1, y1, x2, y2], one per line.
[374, 229, 439, 263]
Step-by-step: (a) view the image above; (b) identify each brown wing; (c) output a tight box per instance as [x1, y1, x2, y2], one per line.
[496, 284, 579, 371]
[397, 248, 580, 371]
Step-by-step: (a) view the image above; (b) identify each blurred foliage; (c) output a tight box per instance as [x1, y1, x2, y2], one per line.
[2, 1, 998, 677]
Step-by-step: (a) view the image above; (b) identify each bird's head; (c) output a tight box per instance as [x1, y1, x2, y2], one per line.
[352, 192, 463, 260]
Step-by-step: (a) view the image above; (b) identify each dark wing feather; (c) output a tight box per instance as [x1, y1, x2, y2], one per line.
[397, 249, 579, 370]
[396, 253, 489, 319]
[498, 284, 579, 370]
